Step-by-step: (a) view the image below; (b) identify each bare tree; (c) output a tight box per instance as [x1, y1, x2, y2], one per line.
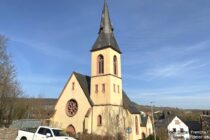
[0, 35, 23, 127]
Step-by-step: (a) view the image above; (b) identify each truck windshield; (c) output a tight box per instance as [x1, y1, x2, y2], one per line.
[52, 129, 68, 136]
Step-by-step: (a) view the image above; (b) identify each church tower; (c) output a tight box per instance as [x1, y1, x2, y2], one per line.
[90, 0, 122, 106]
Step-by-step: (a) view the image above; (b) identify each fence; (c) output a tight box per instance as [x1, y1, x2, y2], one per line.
[0, 128, 18, 140]
[10, 119, 42, 129]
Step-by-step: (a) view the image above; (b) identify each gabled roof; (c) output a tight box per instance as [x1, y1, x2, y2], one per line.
[185, 121, 201, 131]
[168, 116, 188, 129]
[141, 115, 148, 127]
[122, 91, 140, 114]
[73, 72, 93, 105]
[91, 0, 121, 53]
[73, 72, 139, 114]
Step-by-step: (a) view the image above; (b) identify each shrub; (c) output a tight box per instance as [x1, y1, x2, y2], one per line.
[145, 135, 160, 140]
[77, 133, 125, 140]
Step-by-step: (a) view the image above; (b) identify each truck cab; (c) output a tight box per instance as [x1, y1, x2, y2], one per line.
[16, 126, 76, 140]
[33, 126, 54, 140]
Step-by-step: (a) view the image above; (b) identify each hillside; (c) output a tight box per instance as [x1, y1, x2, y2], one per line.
[133, 102, 205, 122]
[18, 98, 207, 122]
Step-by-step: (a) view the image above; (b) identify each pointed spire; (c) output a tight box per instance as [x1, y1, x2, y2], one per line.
[99, 0, 113, 34]
[91, 0, 121, 53]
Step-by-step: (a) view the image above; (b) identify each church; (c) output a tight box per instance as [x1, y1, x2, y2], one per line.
[50, 1, 153, 140]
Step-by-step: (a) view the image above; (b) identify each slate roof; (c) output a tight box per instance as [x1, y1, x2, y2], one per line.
[92, 33, 121, 53]
[91, 0, 121, 53]
[185, 121, 201, 131]
[141, 115, 148, 127]
[74, 72, 139, 114]
[74, 72, 93, 105]
[122, 91, 140, 114]
[99, 0, 113, 34]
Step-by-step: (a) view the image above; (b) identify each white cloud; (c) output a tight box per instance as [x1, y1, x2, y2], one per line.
[126, 85, 210, 109]
[129, 91, 210, 109]
[145, 60, 209, 80]
[11, 38, 86, 64]
[19, 74, 66, 85]
[123, 39, 210, 67]
[19, 74, 67, 98]
[123, 59, 209, 81]
[127, 85, 210, 97]
[146, 61, 193, 78]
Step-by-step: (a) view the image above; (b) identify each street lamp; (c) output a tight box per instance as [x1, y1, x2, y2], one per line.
[150, 101, 157, 140]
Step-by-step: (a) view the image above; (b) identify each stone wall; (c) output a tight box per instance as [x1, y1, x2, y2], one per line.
[0, 128, 18, 140]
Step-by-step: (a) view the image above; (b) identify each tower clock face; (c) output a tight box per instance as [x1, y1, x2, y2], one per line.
[66, 99, 78, 117]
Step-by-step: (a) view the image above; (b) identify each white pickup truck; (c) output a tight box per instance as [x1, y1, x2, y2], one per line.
[16, 126, 76, 140]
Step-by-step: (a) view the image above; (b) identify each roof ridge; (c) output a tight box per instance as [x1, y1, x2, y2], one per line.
[73, 72, 93, 105]
[73, 71, 90, 77]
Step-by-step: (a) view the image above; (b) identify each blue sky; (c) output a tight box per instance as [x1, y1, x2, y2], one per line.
[0, 0, 210, 109]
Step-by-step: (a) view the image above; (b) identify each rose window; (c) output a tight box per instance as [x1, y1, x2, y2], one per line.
[66, 99, 78, 117]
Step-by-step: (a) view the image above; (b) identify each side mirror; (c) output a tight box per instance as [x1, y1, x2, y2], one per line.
[46, 133, 51, 138]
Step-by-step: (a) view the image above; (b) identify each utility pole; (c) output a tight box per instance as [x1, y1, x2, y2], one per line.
[151, 101, 157, 140]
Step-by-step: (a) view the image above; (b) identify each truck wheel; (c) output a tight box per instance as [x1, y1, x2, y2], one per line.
[20, 137, 27, 140]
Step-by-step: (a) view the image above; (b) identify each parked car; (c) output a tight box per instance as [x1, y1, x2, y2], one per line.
[16, 126, 76, 140]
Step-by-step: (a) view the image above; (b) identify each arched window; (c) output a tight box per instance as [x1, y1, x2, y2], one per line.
[72, 82, 75, 90]
[116, 115, 119, 125]
[102, 83, 105, 93]
[113, 55, 118, 75]
[97, 115, 102, 126]
[98, 55, 104, 74]
[66, 124, 76, 136]
[135, 116, 139, 135]
[95, 84, 98, 93]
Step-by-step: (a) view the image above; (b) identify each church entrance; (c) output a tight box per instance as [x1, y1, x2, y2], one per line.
[142, 132, 146, 140]
[66, 124, 76, 136]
